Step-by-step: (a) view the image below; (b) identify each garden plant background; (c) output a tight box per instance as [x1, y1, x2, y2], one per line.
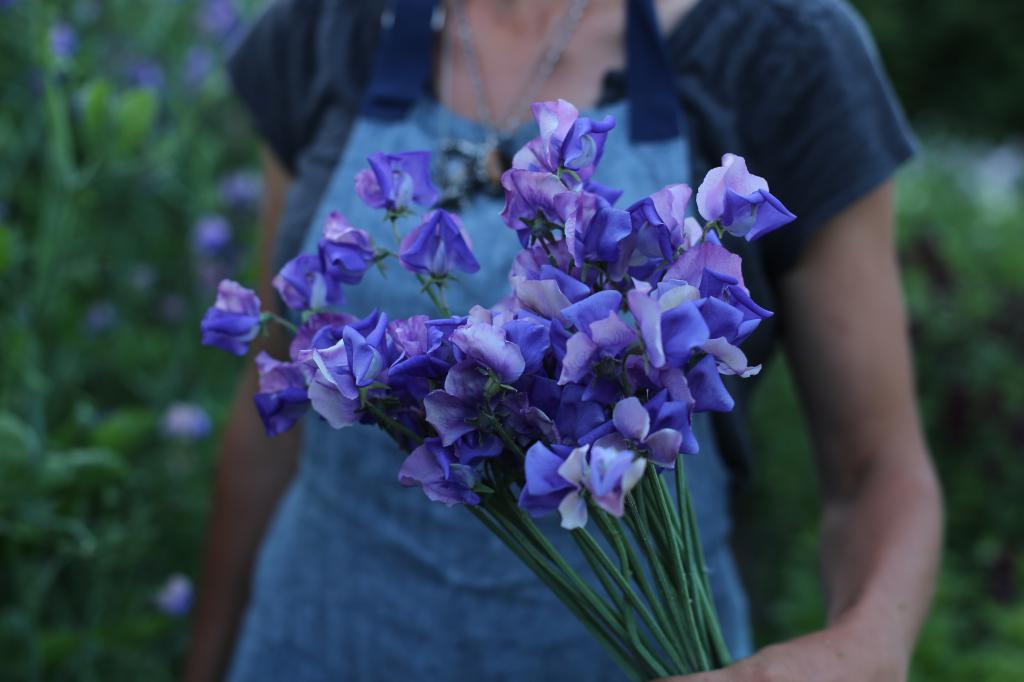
[1, 0, 1022, 679]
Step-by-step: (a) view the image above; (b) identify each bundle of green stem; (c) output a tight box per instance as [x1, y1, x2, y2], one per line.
[469, 457, 731, 680]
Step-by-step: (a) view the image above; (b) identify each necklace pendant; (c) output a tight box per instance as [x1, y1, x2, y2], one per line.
[483, 145, 507, 190]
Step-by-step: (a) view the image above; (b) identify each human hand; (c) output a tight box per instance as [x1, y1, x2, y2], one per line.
[654, 616, 908, 682]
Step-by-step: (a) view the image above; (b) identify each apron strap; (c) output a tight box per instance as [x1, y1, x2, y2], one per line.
[362, 0, 685, 142]
[626, 0, 683, 141]
[361, 0, 440, 120]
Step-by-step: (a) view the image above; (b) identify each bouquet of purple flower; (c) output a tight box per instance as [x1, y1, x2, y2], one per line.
[201, 100, 795, 680]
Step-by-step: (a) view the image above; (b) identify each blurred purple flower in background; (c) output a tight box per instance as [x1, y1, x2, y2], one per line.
[184, 46, 216, 89]
[49, 22, 77, 61]
[161, 402, 212, 440]
[128, 263, 157, 292]
[128, 59, 165, 91]
[160, 293, 187, 323]
[191, 214, 232, 258]
[83, 300, 118, 334]
[198, 0, 240, 38]
[218, 170, 262, 211]
[153, 573, 193, 617]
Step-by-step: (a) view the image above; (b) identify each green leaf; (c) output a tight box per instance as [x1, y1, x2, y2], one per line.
[91, 408, 155, 453]
[80, 78, 114, 148]
[115, 89, 158, 153]
[41, 447, 127, 492]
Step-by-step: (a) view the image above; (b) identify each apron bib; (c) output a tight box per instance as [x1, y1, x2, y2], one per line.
[229, 2, 751, 679]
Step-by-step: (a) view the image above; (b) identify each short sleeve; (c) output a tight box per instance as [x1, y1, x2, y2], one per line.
[742, 0, 917, 280]
[226, 0, 330, 173]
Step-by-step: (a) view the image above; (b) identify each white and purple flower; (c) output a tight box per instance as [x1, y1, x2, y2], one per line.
[696, 154, 796, 241]
[200, 279, 261, 356]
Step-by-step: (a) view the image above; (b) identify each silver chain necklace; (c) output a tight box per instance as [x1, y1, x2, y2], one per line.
[434, 0, 589, 206]
[451, 0, 590, 135]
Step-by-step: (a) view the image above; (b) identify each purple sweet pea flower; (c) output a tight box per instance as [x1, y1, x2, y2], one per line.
[502, 314, 551, 375]
[512, 100, 616, 183]
[558, 291, 636, 385]
[253, 352, 310, 436]
[398, 437, 480, 506]
[154, 573, 193, 617]
[628, 183, 693, 261]
[200, 279, 261, 356]
[355, 151, 438, 212]
[612, 395, 696, 466]
[423, 361, 485, 446]
[584, 434, 647, 517]
[307, 338, 363, 428]
[161, 402, 213, 440]
[695, 154, 796, 241]
[399, 209, 479, 277]
[319, 211, 375, 284]
[341, 310, 391, 387]
[499, 169, 577, 246]
[627, 288, 709, 370]
[192, 214, 231, 257]
[685, 354, 734, 413]
[573, 204, 635, 280]
[449, 307, 526, 383]
[273, 253, 343, 311]
[664, 241, 745, 292]
[289, 311, 355, 361]
[386, 315, 452, 389]
[701, 336, 761, 378]
[519, 442, 576, 517]
[49, 23, 77, 60]
[555, 435, 646, 527]
[511, 263, 591, 320]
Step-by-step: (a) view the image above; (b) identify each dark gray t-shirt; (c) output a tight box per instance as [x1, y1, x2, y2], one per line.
[227, 0, 916, 479]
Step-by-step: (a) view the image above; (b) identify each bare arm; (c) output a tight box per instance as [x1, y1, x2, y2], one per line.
[674, 182, 944, 681]
[184, 148, 299, 682]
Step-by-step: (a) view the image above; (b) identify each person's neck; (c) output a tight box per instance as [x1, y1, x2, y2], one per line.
[458, 0, 574, 35]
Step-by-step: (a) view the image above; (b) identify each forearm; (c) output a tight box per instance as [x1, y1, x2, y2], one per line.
[184, 366, 301, 682]
[818, 434, 943, 663]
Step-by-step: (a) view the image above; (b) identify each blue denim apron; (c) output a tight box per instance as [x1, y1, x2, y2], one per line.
[228, 2, 751, 679]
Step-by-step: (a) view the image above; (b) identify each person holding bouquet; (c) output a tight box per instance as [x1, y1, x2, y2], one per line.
[184, 1, 942, 680]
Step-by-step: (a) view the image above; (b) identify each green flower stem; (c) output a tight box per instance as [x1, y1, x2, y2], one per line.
[571, 530, 671, 679]
[646, 472, 711, 671]
[573, 527, 688, 674]
[361, 400, 423, 446]
[676, 459, 731, 667]
[489, 492, 664, 677]
[415, 274, 451, 317]
[488, 420, 525, 459]
[592, 511, 670, 637]
[467, 507, 647, 682]
[260, 311, 298, 334]
[591, 508, 703, 671]
[626, 494, 701, 668]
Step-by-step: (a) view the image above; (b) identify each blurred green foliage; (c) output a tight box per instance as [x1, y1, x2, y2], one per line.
[852, 0, 1024, 138]
[0, 1, 261, 679]
[0, 0, 1022, 680]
